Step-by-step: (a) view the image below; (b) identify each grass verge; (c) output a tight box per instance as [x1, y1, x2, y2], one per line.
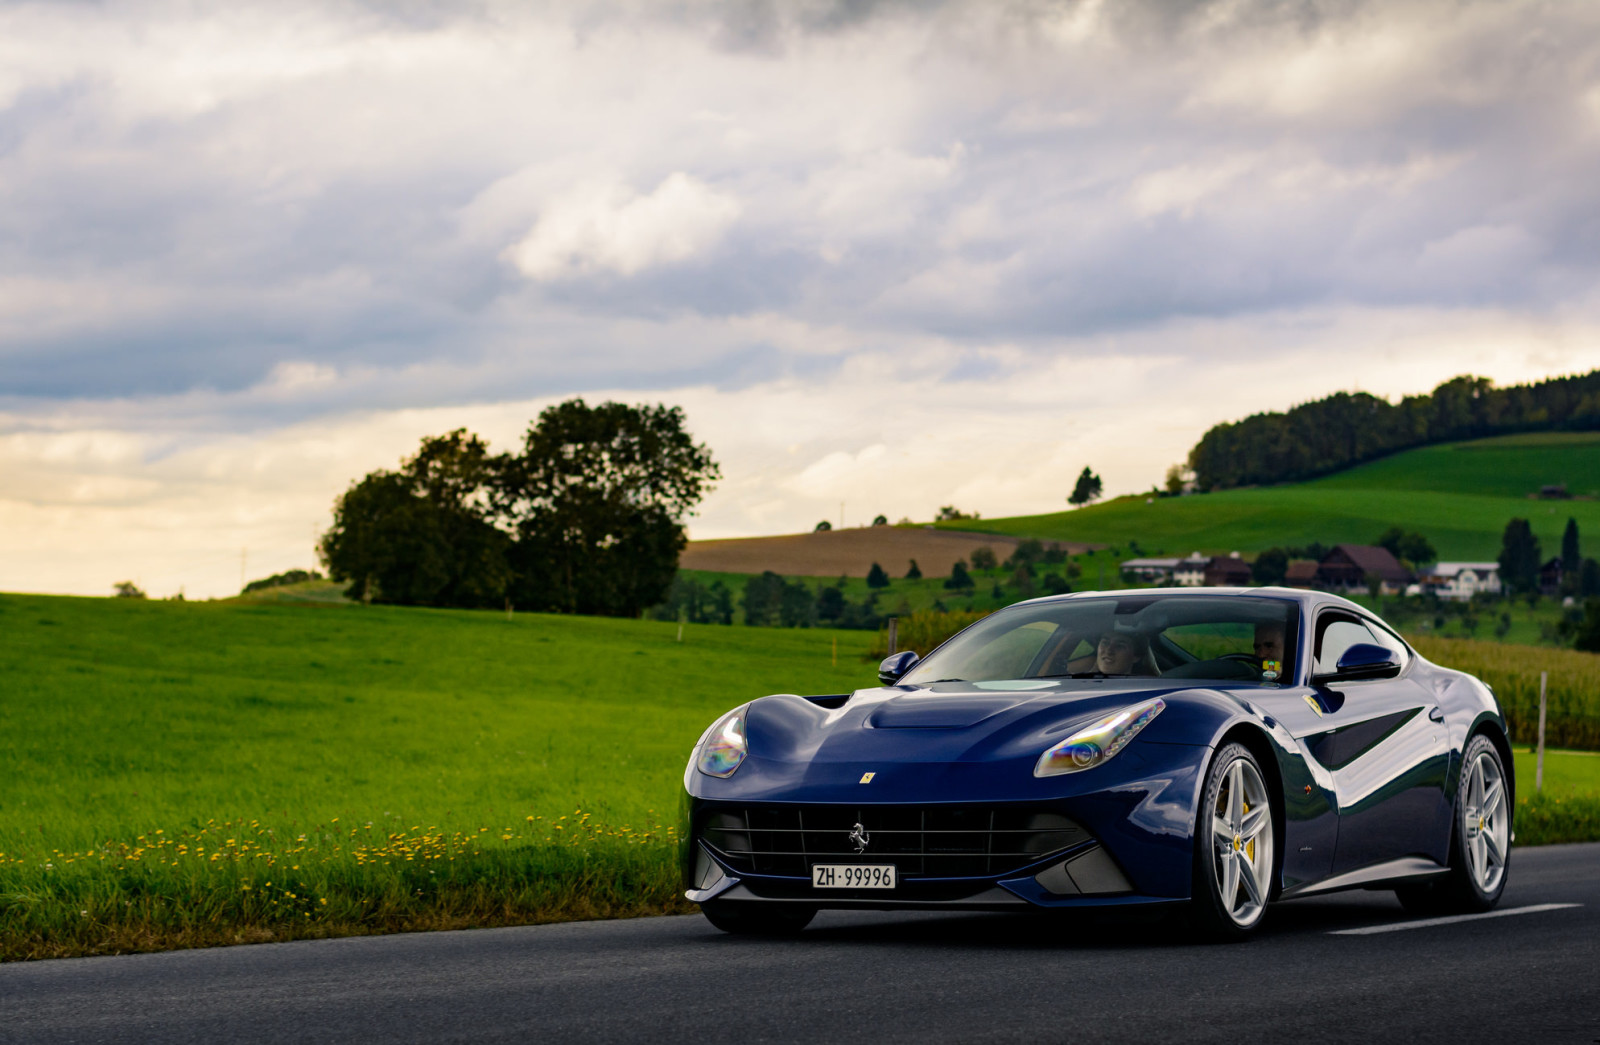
[1, 812, 689, 962]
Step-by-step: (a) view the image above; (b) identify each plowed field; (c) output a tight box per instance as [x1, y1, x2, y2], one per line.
[680, 526, 1097, 578]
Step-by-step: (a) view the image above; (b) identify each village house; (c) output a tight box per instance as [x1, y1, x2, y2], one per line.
[1204, 553, 1253, 586]
[1416, 562, 1502, 601]
[1315, 544, 1413, 595]
[1540, 557, 1565, 596]
[1284, 559, 1320, 588]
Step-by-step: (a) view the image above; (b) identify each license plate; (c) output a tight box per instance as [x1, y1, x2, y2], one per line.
[811, 864, 897, 889]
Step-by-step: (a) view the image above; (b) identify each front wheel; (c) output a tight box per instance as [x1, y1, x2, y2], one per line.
[1396, 734, 1509, 915]
[700, 901, 816, 936]
[1189, 743, 1276, 940]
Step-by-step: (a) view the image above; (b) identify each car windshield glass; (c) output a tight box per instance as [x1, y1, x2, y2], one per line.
[898, 595, 1299, 686]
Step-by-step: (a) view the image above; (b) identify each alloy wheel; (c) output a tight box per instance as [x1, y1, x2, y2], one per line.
[1211, 757, 1273, 927]
[1461, 749, 1509, 895]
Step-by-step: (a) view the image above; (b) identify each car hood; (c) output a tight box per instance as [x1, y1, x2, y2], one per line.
[744, 678, 1256, 768]
[686, 678, 1273, 806]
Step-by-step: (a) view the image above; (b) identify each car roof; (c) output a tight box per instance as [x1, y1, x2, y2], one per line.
[1018, 585, 1362, 610]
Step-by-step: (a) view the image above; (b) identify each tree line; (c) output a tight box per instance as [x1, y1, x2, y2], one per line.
[318, 399, 719, 617]
[1187, 370, 1600, 490]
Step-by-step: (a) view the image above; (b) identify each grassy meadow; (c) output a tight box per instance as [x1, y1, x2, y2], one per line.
[938, 432, 1600, 561]
[2, 590, 1596, 960]
[0, 592, 875, 959]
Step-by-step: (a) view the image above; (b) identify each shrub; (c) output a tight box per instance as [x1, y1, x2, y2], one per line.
[944, 561, 974, 590]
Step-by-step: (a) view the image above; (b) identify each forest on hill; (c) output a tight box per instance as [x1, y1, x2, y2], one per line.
[1189, 370, 1600, 491]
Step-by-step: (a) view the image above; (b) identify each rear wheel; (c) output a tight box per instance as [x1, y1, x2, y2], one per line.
[1395, 734, 1509, 915]
[700, 901, 816, 936]
[1189, 743, 1276, 941]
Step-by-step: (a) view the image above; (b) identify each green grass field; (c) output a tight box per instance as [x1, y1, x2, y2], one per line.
[2, 591, 1596, 960]
[0, 592, 876, 959]
[939, 432, 1600, 561]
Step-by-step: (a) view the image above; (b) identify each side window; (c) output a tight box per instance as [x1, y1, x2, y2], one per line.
[1315, 617, 1379, 675]
[1362, 618, 1411, 669]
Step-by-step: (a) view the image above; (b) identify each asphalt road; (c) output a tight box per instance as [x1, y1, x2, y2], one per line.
[4, 844, 1597, 1045]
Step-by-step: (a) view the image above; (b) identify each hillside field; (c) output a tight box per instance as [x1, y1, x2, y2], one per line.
[2, 591, 1596, 959]
[938, 432, 1600, 561]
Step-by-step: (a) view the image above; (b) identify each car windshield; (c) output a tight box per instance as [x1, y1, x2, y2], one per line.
[898, 595, 1299, 687]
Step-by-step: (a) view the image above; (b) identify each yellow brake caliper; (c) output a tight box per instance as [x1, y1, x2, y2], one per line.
[1243, 800, 1255, 862]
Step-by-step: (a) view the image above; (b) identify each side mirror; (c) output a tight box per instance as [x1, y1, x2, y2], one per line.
[878, 650, 919, 685]
[1314, 642, 1401, 684]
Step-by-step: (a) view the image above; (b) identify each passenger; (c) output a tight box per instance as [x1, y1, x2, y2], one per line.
[1096, 631, 1158, 676]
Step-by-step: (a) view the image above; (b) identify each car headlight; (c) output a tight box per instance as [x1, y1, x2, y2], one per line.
[1034, 698, 1166, 777]
[695, 708, 749, 778]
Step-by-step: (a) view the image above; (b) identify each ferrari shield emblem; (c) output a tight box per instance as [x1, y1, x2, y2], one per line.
[859, 771, 875, 783]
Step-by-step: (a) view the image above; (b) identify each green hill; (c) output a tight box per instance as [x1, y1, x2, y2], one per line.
[940, 432, 1600, 561]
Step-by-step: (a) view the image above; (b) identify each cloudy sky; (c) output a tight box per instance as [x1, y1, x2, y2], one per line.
[4, 0, 1600, 598]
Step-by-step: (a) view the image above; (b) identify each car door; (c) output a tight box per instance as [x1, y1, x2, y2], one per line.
[1308, 612, 1453, 876]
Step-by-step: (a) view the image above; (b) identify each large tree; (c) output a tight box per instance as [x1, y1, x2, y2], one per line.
[319, 430, 511, 608]
[1497, 518, 1542, 595]
[1068, 467, 1103, 507]
[497, 399, 720, 617]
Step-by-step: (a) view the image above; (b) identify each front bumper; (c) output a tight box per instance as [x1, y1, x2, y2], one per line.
[681, 739, 1209, 909]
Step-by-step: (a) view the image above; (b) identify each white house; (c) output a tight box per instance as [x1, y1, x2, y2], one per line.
[1120, 557, 1180, 581]
[1417, 562, 1503, 601]
[1172, 553, 1211, 587]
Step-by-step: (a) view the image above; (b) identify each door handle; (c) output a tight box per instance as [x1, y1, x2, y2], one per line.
[1428, 706, 1444, 723]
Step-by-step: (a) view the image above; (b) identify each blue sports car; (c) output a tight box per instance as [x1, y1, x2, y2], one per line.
[680, 587, 1513, 938]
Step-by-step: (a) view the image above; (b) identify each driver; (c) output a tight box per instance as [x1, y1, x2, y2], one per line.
[1254, 621, 1286, 680]
[1096, 631, 1158, 676]
[1253, 621, 1286, 663]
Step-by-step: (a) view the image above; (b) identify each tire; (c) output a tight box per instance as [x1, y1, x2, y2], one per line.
[700, 901, 816, 936]
[1189, 743, 1276, 941]
[1394, 733, 1509, 915]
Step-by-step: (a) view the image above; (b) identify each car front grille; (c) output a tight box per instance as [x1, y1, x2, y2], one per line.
[700, 804, 1091, 879]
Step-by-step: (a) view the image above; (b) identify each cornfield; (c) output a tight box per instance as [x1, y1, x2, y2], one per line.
[869, 611, 990, 659]
[1410, 637, 1600, 750]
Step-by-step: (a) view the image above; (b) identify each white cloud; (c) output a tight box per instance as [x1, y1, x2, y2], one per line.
[504, 173, 742, 280]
